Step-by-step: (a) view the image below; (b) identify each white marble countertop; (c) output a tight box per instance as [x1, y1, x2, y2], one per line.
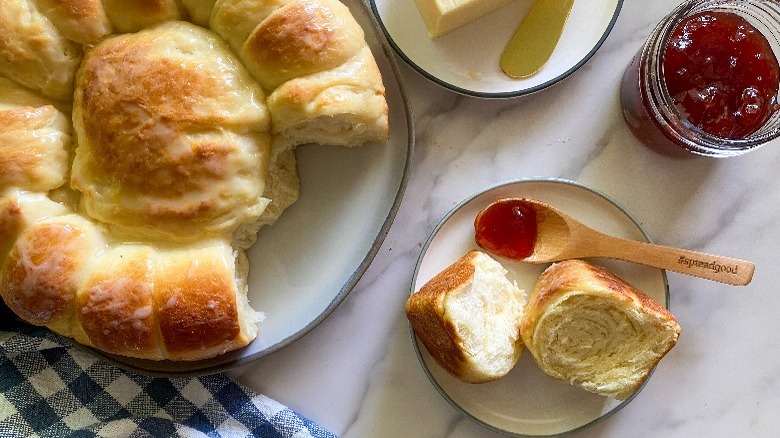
[229, 0, 780, 436]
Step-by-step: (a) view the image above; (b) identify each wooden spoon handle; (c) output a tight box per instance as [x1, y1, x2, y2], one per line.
[596, 235, 755, 286]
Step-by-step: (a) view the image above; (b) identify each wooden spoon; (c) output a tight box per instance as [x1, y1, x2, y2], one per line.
[475, 198, 755, 286]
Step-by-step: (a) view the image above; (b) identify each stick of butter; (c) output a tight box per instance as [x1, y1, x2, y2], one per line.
[414, 0, 517, 38]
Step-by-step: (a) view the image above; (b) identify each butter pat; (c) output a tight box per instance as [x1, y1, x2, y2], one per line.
[414, 0, 515, 38]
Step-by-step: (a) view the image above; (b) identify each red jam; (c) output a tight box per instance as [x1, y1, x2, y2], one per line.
[663, 11, 780, 139]
[474, 199, 537, 259]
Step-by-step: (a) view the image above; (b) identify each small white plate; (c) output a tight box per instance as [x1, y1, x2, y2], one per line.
[370, 0, 623, 97]
[410, 178, 670, 436]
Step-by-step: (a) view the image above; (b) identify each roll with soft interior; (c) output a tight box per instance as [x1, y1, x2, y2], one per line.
[521, 259, 681, 400]
[406, 250, 526, 383]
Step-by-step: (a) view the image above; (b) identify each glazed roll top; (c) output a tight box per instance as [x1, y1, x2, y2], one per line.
[521, 260, 681, 400]
[211, 0, 389, 147]
[101, 0, 182, 33]
[32, 0, 113, 44]
[71, 21, 271, 247]
[211, 0, 294, 53]
[0, 0, 82, 100]
[0, 78, 71, 193]
[239, 0, 366, 91]
[1, 214, 106, 331]
[267, 46, 389, 147]
[0, 190, 71, 279]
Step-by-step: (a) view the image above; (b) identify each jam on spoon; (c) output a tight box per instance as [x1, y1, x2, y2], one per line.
[473, 197, 754, 285]
[474, 198, 538, 259]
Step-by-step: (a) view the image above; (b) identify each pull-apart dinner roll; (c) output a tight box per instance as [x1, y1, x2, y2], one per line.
[151, 243, 260, 361]
[211, 0, 390, 147]
[0, 190, 70, 268]
[0, 78, 71, 193]
[239, 0, 366, 91]
[267, 46, 389, 147]
[406, 251, 526, 383]
[101, 0, 182, 33]
[0, 0, 390, 361]
[71, 21, 271, 247]
[69, 242, 260, 361]
[32, 0, 112, 45]
[0, 0, 82, 100]
[1, 215, 105, 333]
[0, 218, 260, 361]
[521, 260, 681, 400]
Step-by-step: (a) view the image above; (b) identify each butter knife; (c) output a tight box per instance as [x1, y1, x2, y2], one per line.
[500, 0, 575, 78]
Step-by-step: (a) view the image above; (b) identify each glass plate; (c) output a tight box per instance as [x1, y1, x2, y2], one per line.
[370, 0, 623, 97]
[410, 178, 669, 436]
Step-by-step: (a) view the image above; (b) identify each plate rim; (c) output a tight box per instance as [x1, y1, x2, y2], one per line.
[52, 0, 416, 378]
[408, 177, 671, 437]
[369, 0, 625, 98]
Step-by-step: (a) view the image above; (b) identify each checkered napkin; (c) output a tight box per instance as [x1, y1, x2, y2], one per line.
[0, 324, 338, 438]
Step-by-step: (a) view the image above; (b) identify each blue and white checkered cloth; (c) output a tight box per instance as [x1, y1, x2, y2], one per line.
[0, 324, 338, 438]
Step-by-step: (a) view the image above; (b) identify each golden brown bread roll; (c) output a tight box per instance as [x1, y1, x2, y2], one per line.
[0, 78, 71, 193]
[151, 243, 260, 361]
[267, 46, 389, 147]
[0, 0, 388, 361]
[72, 245, 160, 358]
[212, 0, 389, 147]
[101, 0, 182, 33]
[1, 214, 106, 333]
[32, 0, 112, 45]
[68, 241, 260, 361]
[406, 251, 526, 383]
[521, 260, 681, 400]
[180, 0, 219, 27]
[0, 0, 82, 100]
[0, 189, 70, 271]
[210, 0, 293, 53]
[71, 21, 271, 246]
[239, 0, 366, 91]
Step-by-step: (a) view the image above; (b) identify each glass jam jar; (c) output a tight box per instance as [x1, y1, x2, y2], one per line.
[620, 0, 780, 157]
